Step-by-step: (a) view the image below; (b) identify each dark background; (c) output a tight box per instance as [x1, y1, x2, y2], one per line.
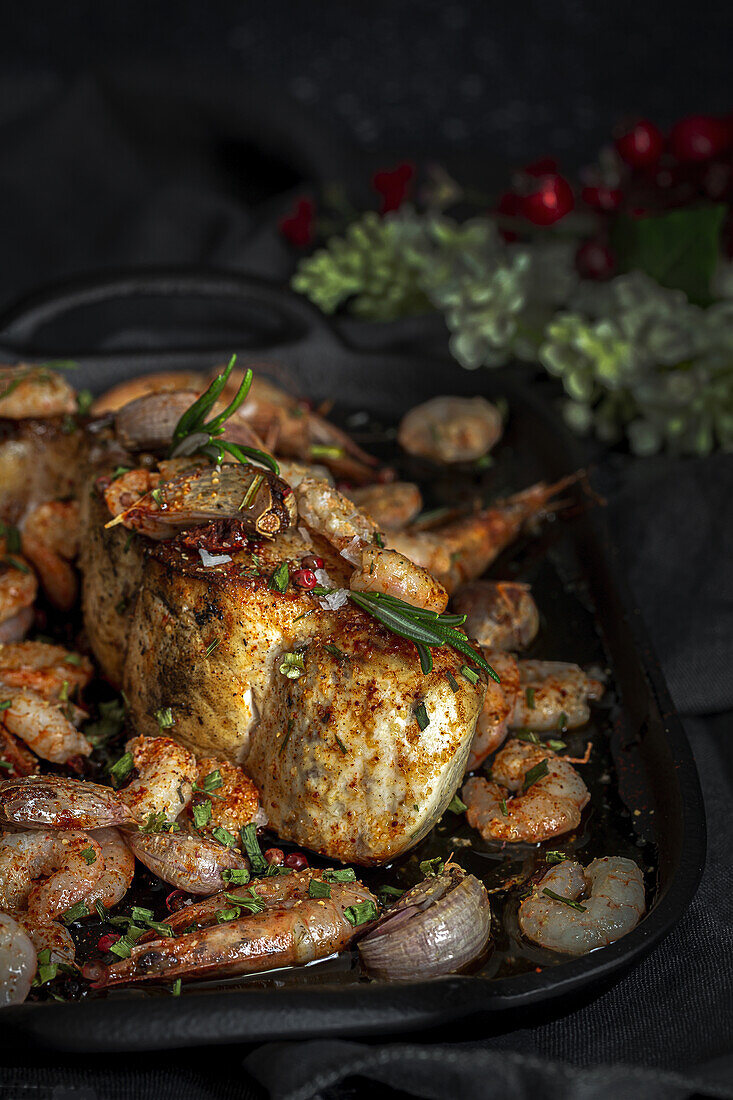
[0, 3, 732, 1099]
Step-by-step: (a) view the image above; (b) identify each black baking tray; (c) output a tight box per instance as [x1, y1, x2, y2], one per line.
[0, 270, 706, 1052]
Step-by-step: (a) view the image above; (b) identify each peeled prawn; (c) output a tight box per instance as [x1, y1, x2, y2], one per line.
[20, 500, 81, 611]
[389, 477, 579, 593]
[346, 482, 423, 531]
[14, 912, 76, 966]
[0, 728, 39, 778]
[512, 661, 604, 731]
[117, 736, 196, 824]
[0, 641, 93, 701]
[0, 829, 103, 921]
[294, 476, 378, 564]
[0, 688, 91, 764]
[519, 857, 646, 954]
[0, 365, 77, 420]
[89, 870, 377, 985]
[0, 775, 134, 830]
[398, 395, 503, 464]
[0, 551, 37, 644]
[452, 580, 540, 651]
[123, 828, 247, 894]
[349, 545, 449, 613]
[462, 739, 589, 843]
[81, 828, 135, 910]
[0, 912, 36, 1006]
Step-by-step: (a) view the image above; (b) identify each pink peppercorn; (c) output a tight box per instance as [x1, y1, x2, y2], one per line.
[301, 555, 324, 571]
[265, 847, 285, 866]
[97, 933, 120, 953]
[292, 568, 317, 590]
[284, 852, 309, 871]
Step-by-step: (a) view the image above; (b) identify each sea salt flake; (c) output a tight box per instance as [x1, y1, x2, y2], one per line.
[198, 548, 232, 567]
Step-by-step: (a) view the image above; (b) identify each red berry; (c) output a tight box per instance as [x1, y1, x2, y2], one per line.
[576, 240, 616, 281]
[301, 555, 324, 571]
[520, 174, 574, 226]
[614, 119, 664, 168]
[372, 161, 415, 214]
[581, 185, 622, 212]
[265, 847, 285, 865]
[278, 197, 315, 248]
[669, 114, 731, 162]
[97, 933, 120, 953]
[292, 568, 317, 590]
[284, 851, 309, 870]
[496, 190, 521, 241]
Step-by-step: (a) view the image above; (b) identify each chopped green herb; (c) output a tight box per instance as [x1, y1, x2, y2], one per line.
[59, 680, 70, 704]
[474, 454, 494, 470]
[171, 979, 182, 996]
[222, 868, 250, 886]
[374, 531, 385, 548]
[378, 884, 405, 899]
[279, 717, 294, 756]
[62, 901, 90, 925]
[155, 706, 174, 730]
[279, 651, 305, 679]
[546, 851, 570, 864]
[334, 733, 348, 755]
[216, 906, 241, 923]
[240, 473, 264, 511]
[500, 799, 509, 816]
[311, 585, 334, 597]
[525, 687, 535, 710]
[419, 857, 444, 877]
[130, 906, 154, 922]
[558, 711, 568, 730]
[212, 826, 237, 848]
[224, 887, 265, 914]
[460, 665, 479, 685]
[76, 389, 93, 416]
[123, 531, 134, 553]
[324, 643, 348, 663]
[108, 751, 134, 785]
[0, 700, 12, 712]
[95, 901, 107, 921]
[414, 701, 430, 730]
[0, 760, 11, 771]
[33, 949, 60, 986]
[446, 671, 459, 692]
[344, 900, 379, 927]
[0, 523, 21, 553]
[81, 846, 97, 865]
[64, 653, 83, 666]
[308, 879, 332, 899]
[543, 887, 587, 912]
[151, 488, 163, 506]
[111, 466, 132, 480]
[200, 769, 223, 793]
[269, 562, 290, 593]
[522, 759, 550, 793]
[205, 637, 220, 657]
[193, 800, 212, 830]
[447, 794, 467, 814]
[548, 739, 567, 752]
[515, 730, 541, 745]
[240, 823, 267, 873]
[84, 697, 126, 746]
[309, 444, 344, 459]
[323, 868, 357, 883]
[2, 554, 30, 573]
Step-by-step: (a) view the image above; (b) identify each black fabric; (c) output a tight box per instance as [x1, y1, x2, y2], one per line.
[0, 69, 732, 1100]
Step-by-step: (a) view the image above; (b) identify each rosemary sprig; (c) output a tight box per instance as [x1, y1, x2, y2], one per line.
[168, 356, 279, 475]
[347, 590, 499, 681]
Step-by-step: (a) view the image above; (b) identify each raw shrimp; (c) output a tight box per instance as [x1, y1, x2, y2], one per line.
[462, 739, 590, 843]
[81, 828, 135, 910]
[0, 829, 103, 921]
[219, 371, 380, 484]
[294, 476, 378, 564]
[466, 654, 604, 771]
[0, 727, 39, 778]
[452, 580, 540, 651]
[14, 912, 76, 966]
[0, 913, 36, 1006]
[0, 775, 134, 830]
[0, 365, 77, 420]
[0, 550, 37, 644]
[117, 736, 196, 824]
[104, 463, 295, 541]
[466, 652, 521, 771]
[346, 482, 423, 531]
[513, 661, 604, 730]
[519, 857, 646, 954]
[123, 828, 247, 894]
[0, 641, 93, 701]
[20, 500, 81, 611]
[389, 476, 580, 593]
[398, 395, 503, 464]
[349, 546, 449, 613]
[89, 872, 377, 985]
[91, 370, 207, 415]
[0, 688, 92, 764]
[189, 758, 262, 838]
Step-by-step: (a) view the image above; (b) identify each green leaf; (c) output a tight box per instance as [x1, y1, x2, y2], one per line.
[611, 204, 725, 306]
